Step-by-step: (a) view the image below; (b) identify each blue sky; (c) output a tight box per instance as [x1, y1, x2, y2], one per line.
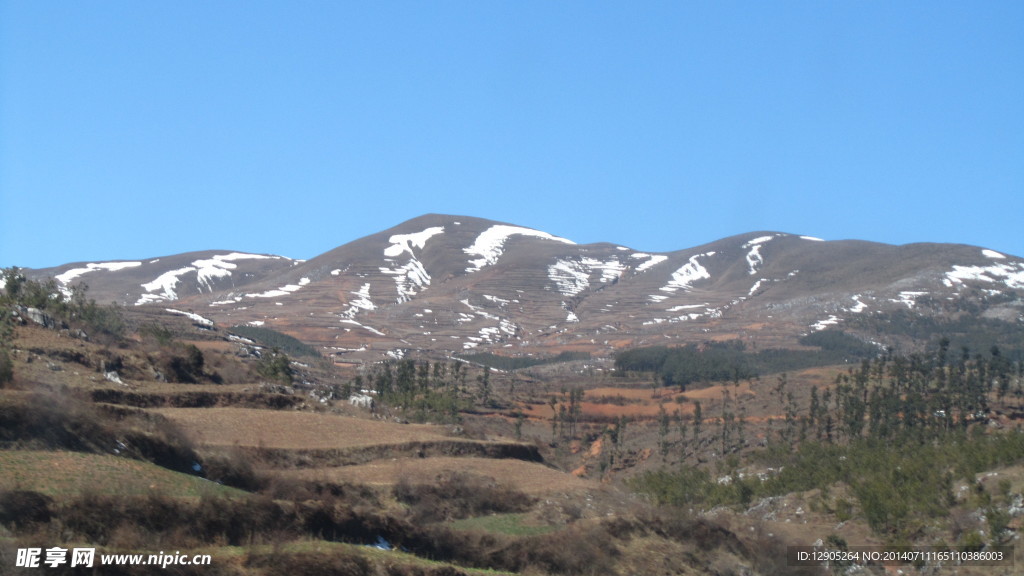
[2, 2, 1022, 268]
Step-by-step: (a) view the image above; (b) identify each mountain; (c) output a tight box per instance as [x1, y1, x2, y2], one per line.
[25, 214, 1024, 362]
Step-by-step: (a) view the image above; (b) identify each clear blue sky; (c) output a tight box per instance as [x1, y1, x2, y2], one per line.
[2, 2, 1022, 268]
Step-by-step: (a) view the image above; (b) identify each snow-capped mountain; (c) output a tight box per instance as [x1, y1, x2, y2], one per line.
[25, 214, 1024, 362]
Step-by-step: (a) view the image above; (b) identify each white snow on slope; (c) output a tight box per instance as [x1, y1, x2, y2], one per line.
[812, 316, 840, 331]
[743, 235, 777, 276]
[547, 257, 624, 296]
[800, 236, 824, 242]
[340, 283, 376, 319]
[340, 319, 385, 336]
[943, 262, 1024, 290]
[384, 227, 445, 258]
[630, 253, 669, 272]
[139, 267, 195, 304]
[464, 225, 574, 273]
[983, 249, 1006, 259]
[135, 253, 286, 305]
[850, 295, 867, 313]
[667, 304, 707, 312]
[894, 291, 927, 308]
[246, 277, 310, 299]
[380, 259, 431, 303]
[456, 299, 518, 346]
[56, 261, 142, 286]
[661, 252, 715, 293]
[165, 308, 214, 327]
[193, 253, 281, 291]
[380, 226, 443, 303]
[460, 299, 500, 321]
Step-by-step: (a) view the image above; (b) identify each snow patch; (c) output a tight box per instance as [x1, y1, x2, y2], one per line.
[983, 249, 1006, 259]
[193, 253, 281, 291]
[800, 236, 824, 242]
[135, 253, 286, 305]
[138, 267, 194, 304]
[165, 308, 214, 327]
[379, 226, 441, 303]
[667, 304, 706, 312]
[340, 283, 376, 319]
[945, 262, 1024, 290]
[661, 252, 715, 293]
[742, 235, 782, 276]
[631, 253, 669, 272]
[340, 319, 385, 336]
[246, 279, 307, 299]
[380, 259, 431, 303]
[464, 225, 574, 273]
[547, 257, 624, 296]
[894, 291, 927, 309]
[849, 295, 867, 313]
[384, 226, 445, 258]
[56, 261, 142, 285]
[811, 316, 840, 331]
[461, 299, 500, 321]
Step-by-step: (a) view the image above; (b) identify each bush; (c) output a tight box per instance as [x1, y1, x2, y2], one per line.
[0, 348, 12, 386]
[257, 348, 293, 384]
[393, 471, 534, 523]
[0, 490, 54, 530]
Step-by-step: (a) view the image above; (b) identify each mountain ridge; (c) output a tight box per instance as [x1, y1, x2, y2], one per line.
[20, 214, 1024, 363]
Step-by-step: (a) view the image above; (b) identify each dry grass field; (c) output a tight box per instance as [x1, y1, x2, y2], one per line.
[0, 450, 243, 498]
[153, 407, 459, 450]
[282, 456, 594, 495]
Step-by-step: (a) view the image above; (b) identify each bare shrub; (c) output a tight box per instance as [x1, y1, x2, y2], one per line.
[393, 471, 534, 523]
[201, 447, 268, 492]
[499, 522, 618, 575]
[0, 490, 53, 531]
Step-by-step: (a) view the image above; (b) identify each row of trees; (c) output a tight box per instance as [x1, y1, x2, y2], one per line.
[614, 331, 880, 390]
[349, 359, 494, 423]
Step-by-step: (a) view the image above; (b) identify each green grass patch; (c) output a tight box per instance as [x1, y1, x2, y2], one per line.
[0, 450, 245, 498]
[228, 325, 321, 358]
[458, 351, 590, 371]
[449, 513, 560, 537]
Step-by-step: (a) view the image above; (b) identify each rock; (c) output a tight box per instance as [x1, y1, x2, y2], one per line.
[16, 306, 65, 330]
[348, 393, 374, 409]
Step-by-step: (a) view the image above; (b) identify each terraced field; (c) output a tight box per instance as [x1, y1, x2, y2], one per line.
[0, 450, 243, 498]
[282, 456, 594, 494]
[154, 407, 460, 449]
